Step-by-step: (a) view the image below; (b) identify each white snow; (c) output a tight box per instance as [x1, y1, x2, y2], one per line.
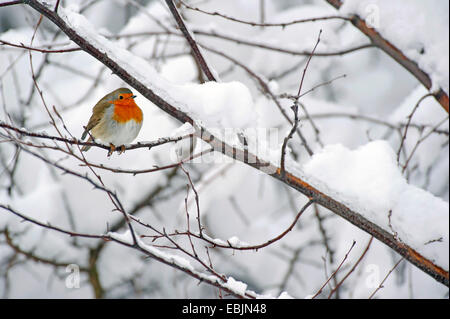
[227, 236, 250, 248]
[303, 140, 449, 269]
[171, 81, 256, 130]
[136, 236, 195, 272]
[278, 292, 294, 299]
[223, 276, 248, 296]
[107, 229, 134, 245]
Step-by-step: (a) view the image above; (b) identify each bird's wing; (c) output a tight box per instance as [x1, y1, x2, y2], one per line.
[81, 100, 111, 140]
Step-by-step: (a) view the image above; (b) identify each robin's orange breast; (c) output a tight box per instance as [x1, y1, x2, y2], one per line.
[112, 103, 143, 124]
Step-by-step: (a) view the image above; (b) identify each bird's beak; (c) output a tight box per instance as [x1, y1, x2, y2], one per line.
[131, 95, 137, 99]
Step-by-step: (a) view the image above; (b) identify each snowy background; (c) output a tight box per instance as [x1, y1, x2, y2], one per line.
[0, 0, 448, 298]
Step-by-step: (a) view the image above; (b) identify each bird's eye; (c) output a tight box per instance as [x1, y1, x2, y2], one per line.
[119, 95, 124, 99]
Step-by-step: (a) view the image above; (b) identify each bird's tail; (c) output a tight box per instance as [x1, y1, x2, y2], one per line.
[81, 129, 88, 141]
[81, 136, 92, 152]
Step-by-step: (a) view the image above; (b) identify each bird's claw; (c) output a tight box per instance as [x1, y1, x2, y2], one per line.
[118, 145, 126, 155]
[107, 144, 126, 156]
[107, 144, 116, 157]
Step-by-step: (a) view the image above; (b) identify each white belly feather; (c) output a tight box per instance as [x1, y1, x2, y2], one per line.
[91, 105, 143, 146]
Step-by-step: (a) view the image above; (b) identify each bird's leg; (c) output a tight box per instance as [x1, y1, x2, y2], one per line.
[108, 144, 116, 157]
[118, 145, 126, 155]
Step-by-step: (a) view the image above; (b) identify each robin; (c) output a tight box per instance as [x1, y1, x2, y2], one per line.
[81, 88, 143, 156]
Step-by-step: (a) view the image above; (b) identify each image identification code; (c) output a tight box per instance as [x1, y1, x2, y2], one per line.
[181, 303, 267, 317]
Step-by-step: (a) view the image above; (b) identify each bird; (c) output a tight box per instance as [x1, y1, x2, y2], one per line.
[81, 88, 143, 156]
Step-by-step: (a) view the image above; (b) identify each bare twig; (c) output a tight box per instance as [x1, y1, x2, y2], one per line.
[402, 115, 449, 173]
[294, 112, 448, 136]
[0, 204, 106, 240]
[280, 29, 322, 178]
[180, 165, 203, 236]
[193, 30, 375, 57]
[396, 93, 434, 163]
[179, 0, 349, 28]
[54, 0, 60, 12]
[328, 236, 373, 298]
[368, 257, 405, 299]
[108, 29, 375, 57]
[312, 240, 356, 298]
[278, 74, 347, 100]
[0, 39, 80, 53]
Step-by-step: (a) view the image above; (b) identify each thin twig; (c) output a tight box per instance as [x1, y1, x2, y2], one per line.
[54, 0, 61, 12]
[396, 93, 433, 163]
[108, 29, 375, 57]
[328, 236, 373, 298]
[193, 30, 374, 57]
[312, 240, 356, 298]
[280, 29, 322, 178]
[180, 165, 203, 236]
[368, 257, 405, 299]
[278, 74, 347, 100]
[179, 0, 349, 28]
[402, 115, 449, 173]
[0, 204, 106, 240]
[0, 39, 80, 53]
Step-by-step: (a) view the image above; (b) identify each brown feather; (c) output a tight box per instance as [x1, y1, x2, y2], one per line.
[82, 102, 109, 137]
[81, 94, 114, 140]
